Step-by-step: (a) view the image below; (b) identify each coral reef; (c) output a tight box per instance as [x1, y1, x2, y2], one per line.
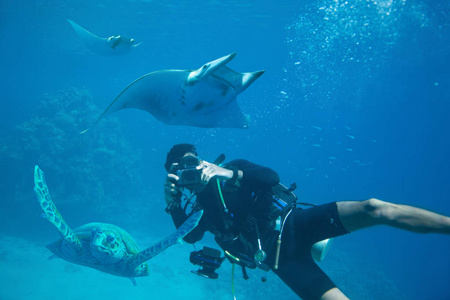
[1, 87, 145, 229]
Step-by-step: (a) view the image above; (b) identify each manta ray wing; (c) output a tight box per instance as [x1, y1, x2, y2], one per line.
[80, 70, 187, 134]
[184, 98, 250, 128]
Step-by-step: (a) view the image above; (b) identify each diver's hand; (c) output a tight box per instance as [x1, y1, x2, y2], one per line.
[164, 173, 182, 206]
[199, 161, 234, 185]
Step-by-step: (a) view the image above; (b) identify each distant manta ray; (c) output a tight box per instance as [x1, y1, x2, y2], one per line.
[67, 19, 140, 55]
[81, 52, 264, 132]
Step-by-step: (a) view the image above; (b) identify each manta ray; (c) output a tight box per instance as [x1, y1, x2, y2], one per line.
[81, 52, 264, 132]
[67, 19, 140, 55]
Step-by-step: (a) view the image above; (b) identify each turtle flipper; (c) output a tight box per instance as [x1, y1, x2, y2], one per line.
[34, 165, 82, 250]
[129, 277, 137, 286]
[129, 210, 203, 269]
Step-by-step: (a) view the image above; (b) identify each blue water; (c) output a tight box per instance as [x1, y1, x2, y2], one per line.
[1, 0, 449, 299]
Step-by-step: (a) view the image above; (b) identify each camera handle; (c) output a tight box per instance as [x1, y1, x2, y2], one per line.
[213, 153, 226, 166]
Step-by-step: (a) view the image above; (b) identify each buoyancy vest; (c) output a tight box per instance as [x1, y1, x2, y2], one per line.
[209, 180, 298, 270]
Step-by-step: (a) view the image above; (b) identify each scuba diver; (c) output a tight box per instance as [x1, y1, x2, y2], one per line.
[163, 144, 450, 300]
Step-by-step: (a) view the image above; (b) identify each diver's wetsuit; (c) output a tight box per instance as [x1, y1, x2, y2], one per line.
[268, 202, 349, 299]
[168, 159, 349, 300]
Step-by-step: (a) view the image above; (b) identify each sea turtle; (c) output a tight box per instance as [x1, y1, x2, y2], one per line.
[33, 165, 202, 285]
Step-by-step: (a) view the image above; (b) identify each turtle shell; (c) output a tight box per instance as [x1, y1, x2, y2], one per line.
[46, 222, 149, 278]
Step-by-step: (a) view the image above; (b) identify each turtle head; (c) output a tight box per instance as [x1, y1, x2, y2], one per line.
[90, 227, 127, 264]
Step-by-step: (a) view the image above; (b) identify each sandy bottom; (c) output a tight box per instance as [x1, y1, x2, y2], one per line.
[0, 233, 407, 300]
[0, 234, 298, 300]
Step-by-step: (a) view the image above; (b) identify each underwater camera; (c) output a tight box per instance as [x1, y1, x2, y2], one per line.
[175, 156, 202, 188]
[190, 246, 225, 279]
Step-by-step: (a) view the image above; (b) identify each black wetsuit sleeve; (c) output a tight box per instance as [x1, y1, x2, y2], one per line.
[168, 159, 278, 243]
[168, 205, 207, 244]
[226, 159, 280, 191]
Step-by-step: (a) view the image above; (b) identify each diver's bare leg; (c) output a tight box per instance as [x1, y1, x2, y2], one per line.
[320, 287, 349, 300]
[337, 199, 450, 234]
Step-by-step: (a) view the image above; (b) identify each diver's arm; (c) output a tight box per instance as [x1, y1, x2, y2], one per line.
[226, 159, 280, 190]
[198, 159, 278, 189]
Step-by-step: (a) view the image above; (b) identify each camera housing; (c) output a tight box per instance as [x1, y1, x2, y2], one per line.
[173, 156, 202, 188]
[190, 246, 224, 279]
